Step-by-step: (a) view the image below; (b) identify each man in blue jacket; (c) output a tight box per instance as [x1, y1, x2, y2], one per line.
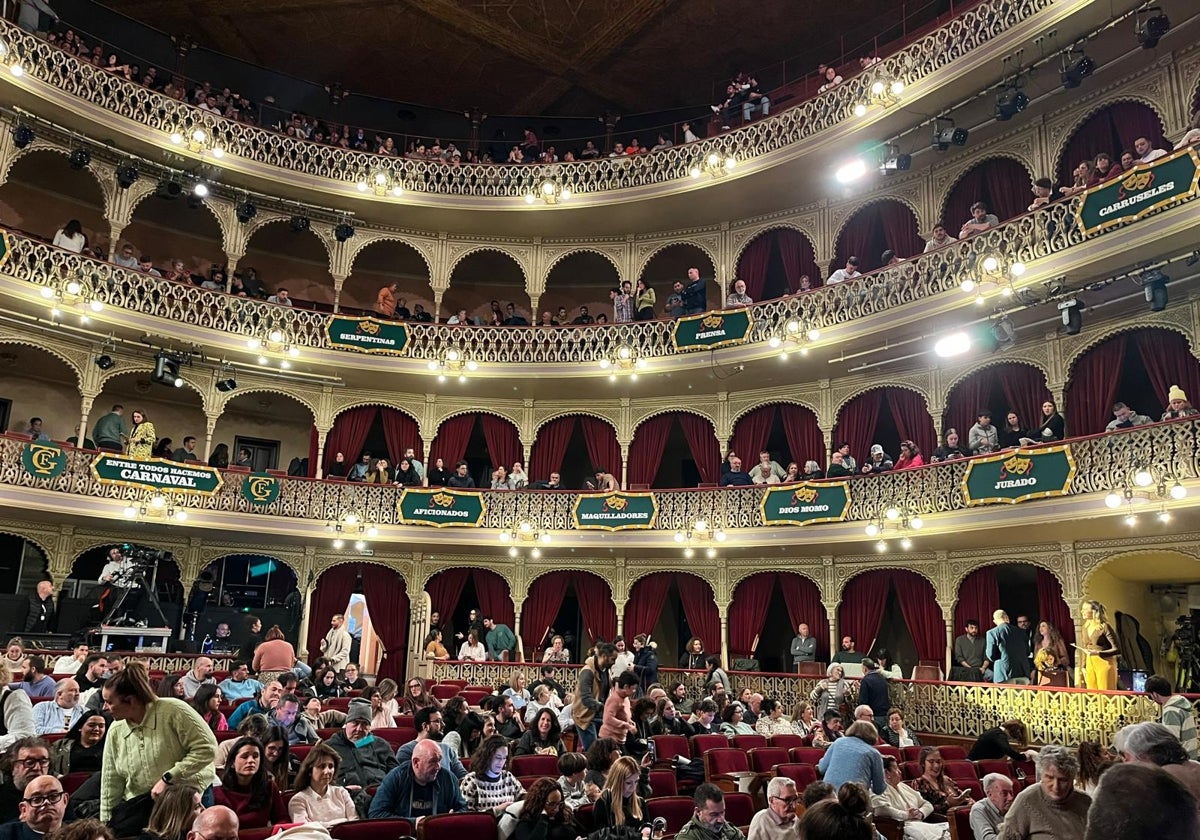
[985, 610, 1031, 684]
[369, 739, 466, 821]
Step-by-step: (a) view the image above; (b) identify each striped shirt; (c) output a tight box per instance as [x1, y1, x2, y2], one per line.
[1161, 695, 1199, 760]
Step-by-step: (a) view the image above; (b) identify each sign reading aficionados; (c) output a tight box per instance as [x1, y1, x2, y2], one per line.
[398, 488, 486, 527]
[1077, 147, 1200, 235]
[671, 309, 753, 351]
[325, 316, 409, 355]
[572, 492, 658, 531]
[90, 454, 223, 495]
[962, 446, 1076, 506]
[761, 481, 851, 526]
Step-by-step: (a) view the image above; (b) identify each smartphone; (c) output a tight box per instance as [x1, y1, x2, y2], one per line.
[648, 740, 657, 761]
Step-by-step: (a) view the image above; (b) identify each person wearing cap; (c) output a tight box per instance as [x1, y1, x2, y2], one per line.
[323, 703, 397, 792]
[968, 410, 999, 455]
[857, 659, 890, 734]
[827, 257, 861, 284]
[861, 445, 893, 474]
[1161, 386, 1198, 420]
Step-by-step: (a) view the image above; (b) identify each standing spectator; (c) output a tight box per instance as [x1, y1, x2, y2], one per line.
[1145, 675, 1199, 759]
[959, 202, 999, 238]
[484, 617, 516, 662]
[22, 584, 54, 635]
[634, 280, 656, 321]
[598, 673, 638, 747]
[681, 268, 707, 315]
[610, 286, 633, 324]
[790, 623, 817, 668]
[375, 283, 398, 318]
[856, 659, 890, 731]
[91, 405, 126, 454]
[810, 664, 847, 718]
[986, 611, 1031, 685]
[52, 220, 86, 253]
[320, 615, 352, 672]
[969, 411, 999, 455]
[818, 722, 886, 794]
[572, 643, 615, 750]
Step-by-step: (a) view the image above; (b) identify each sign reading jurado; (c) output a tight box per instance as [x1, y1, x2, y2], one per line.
[398, 488, 486, 527]
[962, 446, 1076, 505]
[1077, 147, 1200, 235]
[90, 454, 223, 495]
[761, 481, 851, 526]
[325, 316, 410, 355]
[671, 309, 753, 351]
[572, 491, 658, 531]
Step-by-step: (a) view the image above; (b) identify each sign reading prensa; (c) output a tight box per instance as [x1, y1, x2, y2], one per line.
[325, 316, 410, 355]
[1077, 147, 1200, 235]
[962, 446, 1076, 506]
[761, 481, 851, 526]
[21, 442, 67, 479]
[241, 473, 282, 506]
[90, 454, 223, 495]
[398, 488, 486, 527]
[671, 309, 753, 351]
[572, 492, 658, 531]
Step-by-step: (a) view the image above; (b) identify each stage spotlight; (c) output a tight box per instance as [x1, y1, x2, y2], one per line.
[1142, 268, 1169, 312]
[151, 352, 183, 388]
[931, 120, 969, 152]
[12, 124, 34, 149]
[235, 201, 257, 223]
[186, 193, 204, 210]
[116, 162, 139, 189]
[878, 146, 911, 174]
[94, 354, 115, 370]
[994, 86, 1029, 121]
[990, 316, 1016, 350]
[68, 148, 91, 170]
[155, 178, 182, 199]
[1059, 298, 1082, 335]
[215, 377, 238, 392]
[334, 222, 356, 242]
[835, 158, 867, 183]
[1136, 9, 1170, 49]
[289, 216, 310, 233]
[1060, 52, 1096, 89]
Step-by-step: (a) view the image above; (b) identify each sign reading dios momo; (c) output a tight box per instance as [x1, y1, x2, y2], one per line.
[962, 446, 1076, 505]
[761, 481, 851, 526]
[398, 488, 486, 527]
[90, 454, 223, 495]
[671, 309, 753, 351]
[325, 316, 410, 355]
[1076, 147, 1200, 235]
[572, 492, 658, 531]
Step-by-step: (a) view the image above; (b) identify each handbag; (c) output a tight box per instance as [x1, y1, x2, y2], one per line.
[108, 792, 155, 836]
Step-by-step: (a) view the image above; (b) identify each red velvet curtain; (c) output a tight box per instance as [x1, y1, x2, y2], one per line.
[728, 573, 777, 658]
[998, 364, 1052, 432]
[776, 229, 821, 289]
[894, 571, 943, 662]
[878, 201, 923, 261]
[573, 572, 618, 644]
[580, 417, 622, 477]
[838, 572, 891, 654]
[947, 364, 1050, 437]
[886, 389, 936, 456]
[482, 414, 522, 470]
[362, 565, 409, 681]
[309, 426, 319, 478]
[624, 572, 674, 640]
[946, 369, 991, 444]
[780, 404, 825, 469]
[678, 413, 720, 484]
[736, 234, 774, 302]
[431, 414, 476, 469]
[833, 205, 881, 273]
[953, 567, 1000, 635]
[323, 406, 378, 473]
[677, 575, 720, 658]
[521, 573, 571, 655]
[379, 407, 421, 464]
[1066, 334, 1128, 435]
[530, 416, 576, 479]
[731, 406, 778, 469]
[942, 159, 1031, 229]
[1037, 568, 1076, 651]
[1056, 101, 1168, 186]
[474, 569, 514, 628]
[628, 415, 675, 486]
[424, 568, 471, 625]
[307, 564, 360, 662]
[835, 389, 884, 464]
[1133, 330, 1200, 416]
[780, 573, 829, 663]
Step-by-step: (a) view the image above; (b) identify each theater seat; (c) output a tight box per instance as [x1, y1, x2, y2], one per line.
[949, 806, 973, 840]
[774, 763, 817, 789]
[690, 734, 728, 757]
[330, 819, 414, 840]
[430, 684, 460, 701]
[418, 812, 497, 840]
[647, 797, 697, 835]
[975, 759, 1014, 779]
[325, 697, 353, 711]
[703, 748, 752, 792]
[723, 792, 754, 830]
[651, 734, 691, 766]
[748, 747, 789, 773]
[939, 746, 968, 761]
[790, 747, 826, 765]
[769, 734, 805, 751]
[648, 769, 678, 797]
[797, 662, 826, 676]
[60, 772, 91, 794]
[945, 760, 979, 781]
[902, 747, 923, 762]
[373, 728, 414, 750]
[510, 754, 558, 777]
[877, 745, 901, 762]
[731, 734, 767, 751]
[291, 745, 313, 763]
[902, 761, 922, 780]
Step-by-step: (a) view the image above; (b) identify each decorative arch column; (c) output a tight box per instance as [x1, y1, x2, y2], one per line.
[331, 274, 347, 314]
[295, 548, 319, 660]
[77, 391, 97, 449]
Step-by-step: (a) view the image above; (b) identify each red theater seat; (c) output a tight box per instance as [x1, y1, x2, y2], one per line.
[723, 792, 755, 830]
[690, 734, 728, 757]
[330, 818, 415, 840]
[417, 812, 497, 840]
[790, 747, 826, 765]
[939, 746, 968, 761]
[648, 769, 678, 797]
[510, 754, 559, 777]
[769, 734, 805, 751]
[731, 734, 767, 751]
[647, 797, 697, 836]
[431, 684, 460, 701]
[748, 747, 789, 773]
[703, 748, 751, 791]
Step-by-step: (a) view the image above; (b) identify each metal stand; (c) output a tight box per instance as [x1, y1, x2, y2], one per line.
[106, 571, 170, 628]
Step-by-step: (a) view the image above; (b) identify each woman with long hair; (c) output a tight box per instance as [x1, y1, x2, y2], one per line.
[679, 637, 705, 669]
[209, 443, 230, 469]
[789, 700, 816, 737]
[125, 410, 156, 459]
[1075, 740, 1113, 794]
[288, 742, 356, 826]
[650, 698, 692, 737]
[262, 725, 292, 791]
[50, 709, 109, 775]
[704, 654, 729, 693]
[1080, 600, 1119, 690]
[635, 279, 656, 321]
[591, 755, 645, 829]
[458, 629, 487, 661]
[214, 737, 287, 828]
[53, 219, 87, 253]
[1034, 621, 1070, 668]
[190, 684, 227, 731]
[800, 782, 876, 840]
[896, 440, 924, 469]
[138, 784, 201, 840]
[911, 747, 972, 821]
[155, 674, 184, 699]
[151, 438, 174, 459]
[515, 777, 575, 840]
[503, 671, 530, 711]
[394, 458, 422, 487]
[399, 677, 439, 714]
[460, 734, 525, 815]
[370, 679, 399, 728]
[251, 625, 295, 680]
[514, 707, 565, 756]
[314, 667, 346, 699]
[1035, 399, 1065, 443]
[424, 629, 450, 661]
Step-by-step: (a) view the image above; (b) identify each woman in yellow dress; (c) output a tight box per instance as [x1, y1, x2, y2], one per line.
[1078, 600, 1119, 690]
[125, 409, 156, 459]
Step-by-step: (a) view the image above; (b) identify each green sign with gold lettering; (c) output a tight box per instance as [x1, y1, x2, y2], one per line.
[90, 454, 223, 495]
[571, 492, 658, 531]
[1077, 148, 1200, 235]
[962, 446, 1076, 505]
[398, 488, 486, 527]
[325, 316, 410, 355]
[760, 481, 851, 526]
[671, 309, 753, 351]
[21, 442, 67, 479]
[241, 473, 281, 505]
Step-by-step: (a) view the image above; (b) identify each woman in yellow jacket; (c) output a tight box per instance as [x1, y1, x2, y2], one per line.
[125, 409, 156, 459]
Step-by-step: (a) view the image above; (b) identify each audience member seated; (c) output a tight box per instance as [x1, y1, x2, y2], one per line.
[49, 710, 107, 776]
[1161, 385, 1198, 420]
[369, 739, 466, 819]
[514, 708, 565, 756]
[721, 457, 753, 487]
[753, 699, 792, 738]
[140, 783, 203, 840]
[324, 705, 397, 793]
[676, 784, 741, 840]
[0, 738, 51, 823]
[895, 441, 924, 469]
[191, 685, 227, 732]
[651, 698, 692, 737]
[726, 280, 753, 308]
[1134, 136, 1167, 163]
[912, 747, 973, 821]
[999, 412, 1030, 449]
[1105, 401, 1152, 431]
[217, 662, 262, 703]
[959, 202, 999, 238]
[3, 774, 67, 840]
[287, 742, 357, 827]
[827, 257, 861, 284]
[1084, 763, 1198, 840]
[1091, 153, 1122, 183]
[872, 755, 947, 840]
[1028, 178, 1054, 211]
[826, 451, 853, 477]
[395, 708, 466, 781]
[811, 710, 844, 750]
[861, 445, 893, 474]
[228, 679, 283, 729]
[591, 756, 647, 831]
[313, 667, 347, 699]
[268, 694, 316, 745]
[1114, 721, 1200, 806]
[969, 410, 999, 455]
[1034, 400, 1065, 443]
[213, 737, 287, 829]
[33, 679, 78, 736]
[447, 461, 476, 488]
[882, 709, 921, 750]
[969, 773, 1014, 840]
[924, 224, 957, 252]
[997, 745, 1088, 840]
[817, 65, 843, 94]
[748, 776, 800, 840]
[400, 678, 440, 714]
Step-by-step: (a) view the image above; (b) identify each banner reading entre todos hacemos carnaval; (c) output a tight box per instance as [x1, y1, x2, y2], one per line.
[1076, 147, 1200, 236]
[962, 446, 1076, 506]
[671, 309, 753, 351]
[325, 316, 410, 355]
[90, 454, 223, 495]
[760, 481, 851, 526]
[398, 488, 486, 527]
[572, 491, 658, 531]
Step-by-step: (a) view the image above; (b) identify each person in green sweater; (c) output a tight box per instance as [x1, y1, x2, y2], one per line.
[92, 404, 126, 453]
[484, 617, 516, 661]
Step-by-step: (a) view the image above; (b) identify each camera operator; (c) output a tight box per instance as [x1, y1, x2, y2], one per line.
[97, 547, 136, 621]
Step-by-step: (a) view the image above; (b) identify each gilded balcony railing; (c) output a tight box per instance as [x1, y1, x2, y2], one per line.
[4, 420, 1196, 532]
[0, 0, 1055, 199]
[5, 185, 1191, 368]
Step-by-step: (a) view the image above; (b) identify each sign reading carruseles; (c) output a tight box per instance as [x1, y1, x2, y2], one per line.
[760, 481, 851, 526]
[962, 446, 1076, 505]
[671, 309, 753, 351]
[325, 316, 409, 355]
[1076, 147, 1200, 235]
[398, 488, 486, 527]
[90, 455, 223, 495]
[572, 492, 658, 531]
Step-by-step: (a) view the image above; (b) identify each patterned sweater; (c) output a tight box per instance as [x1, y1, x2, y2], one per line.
[459, 771, 526, 812]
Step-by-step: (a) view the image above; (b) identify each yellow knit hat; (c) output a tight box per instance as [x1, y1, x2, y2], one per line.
[1169, 385, 1187, 403]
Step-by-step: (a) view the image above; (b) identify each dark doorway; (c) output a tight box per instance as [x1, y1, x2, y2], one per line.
[234, 436, 280, 471]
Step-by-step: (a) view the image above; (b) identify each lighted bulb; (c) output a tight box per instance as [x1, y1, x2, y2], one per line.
[875, 540, 887, 552]
[269, 329, 283, 343]
[257, 355, 268, 365]
[332, 538, 344, 549]
[345, 513, 358, 526]
[1010, 261, 1026, 277]
[769, 336, 781, 348]
[174, 511, 187, 522]
[288, 346, 300, 358]
[975, 293, 985, 305]
[909, 516, 923, 530]
[1104, 493, 1122, 509]
[706, 547, 717, 559]
[683, 547, 695, 559]
[466, 361, 478, 371]
[609, 373, 617, 382]
[900, 537, 912, 550]
[707, 153, 720, 167]
[530, 547, 541, 559]
[618, 346, 631, 360]
[865, 523, 879, 537]
[541, 533, 551, 543]
[65, 280, 81, 295]
[561, 189, 572, 200]
[714, 530, 727, 542]
[446, 349, 459, 362]
[9, 62, 23, 77]
[1134, 469, 1154, 487]
[123, 505, 137, 518]
[391, 186, 403, 196]
[853, 103, 868, 117]
[499, 532, 511, 543]
[40, 286, 54, 299]
[1124, 513, 1137, 527]
[438, 374, 447, 383]
[890, 80, 905, 95]
[690, 166, 701, 178]
[90, 299, 103, 312]
[357, 182, 368, 192]
[508, 546, 518, 558]
[871, 81, 885, 95]
[375, 172, 388, 185]
[192, 129, 207, 143]
[1158, 510, 1171, 523]
[150, 495, 166, 508]
[1170, 482, 1187, 500]
[211, 146, 224, 159]
[695, 519, 708, 532]
[280, 359, 291, 370]
[458, 374, 466, 383]
[885, 507, 900, 520]
[635, 358, 647, 369]
[724, 157, 735, 170]
[247, 338, 261, 349]
[354, 540, 366, 551]
[525, 194, 536, 204]
[542, 181, 556, 195]
[807, 328, 820, 341]
[366, 526, 378, 538]
[982, 256, 999, 272]
[786, 319, 800, 334]
[427, 361, 439, 371]
[599, 359, 610, 369]
[960, 279, 976, 293]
